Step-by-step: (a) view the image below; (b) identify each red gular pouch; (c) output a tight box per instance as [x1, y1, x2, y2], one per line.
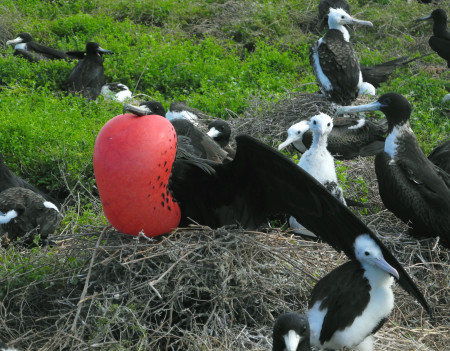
[94, 113, 181, 236]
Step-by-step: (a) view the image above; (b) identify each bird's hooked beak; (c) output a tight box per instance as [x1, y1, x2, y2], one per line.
[97, 46, 113, 55]
[283, 330, 302, 351]
[348, 17, 373, 27]
[416, 14, 432, 22]
[6, 37, 23, 46]
[123, 104, 151, 116]
[207, 127, 220, 138]
[278, 134, 300, 151]
[335, 101, 384, 116]
[371, 256, 399, 279]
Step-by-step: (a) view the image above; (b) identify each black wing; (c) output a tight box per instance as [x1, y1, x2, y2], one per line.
[360, 56, 425, 88]
[26, 42, 68, 59]
[309, 261, 372, 343]
[428, 139, 450, 174]
[171, 135, 430, 314]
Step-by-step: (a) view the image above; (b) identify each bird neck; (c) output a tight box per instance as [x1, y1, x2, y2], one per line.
[433, 20, 448, 37]
[311, 132, 329, 151]
[329, 25, 350, 42]
[362, 263, 394, 289]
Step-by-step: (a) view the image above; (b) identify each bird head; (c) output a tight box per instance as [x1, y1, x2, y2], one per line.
[309, 113, 333, 137]
[354, 234, 399, 279]
[278, 120, 310, 151]
[328, 8, 373, 28]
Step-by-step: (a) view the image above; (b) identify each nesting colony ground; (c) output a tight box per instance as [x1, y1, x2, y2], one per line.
[1, 92, 449, 351]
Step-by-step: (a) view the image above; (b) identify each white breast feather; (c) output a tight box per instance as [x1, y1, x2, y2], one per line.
[299, 148, 338, 185]
[312, 39, 333, 93]
[44, 201, 59, 212]
[15, 43, 27, 50]
[385, 123, 412, 158]
[348, 118, 366, 130]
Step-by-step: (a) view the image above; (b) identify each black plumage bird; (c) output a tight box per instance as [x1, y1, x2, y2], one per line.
[336, 93, 450, 248]
[66, 42, 113, 100]
[0, 187, 61, 244]
[0, 152, 59, 206]
[428, 139, 450, 174]
[123, 102, 229, 163]
[207, 120, 236, 159]
[310, 8, 373, 105]
[417, 9, 450, 67]
[279, 116, 387, 160]
[273, 313, 310, 351]
[6, 32, 71, 62]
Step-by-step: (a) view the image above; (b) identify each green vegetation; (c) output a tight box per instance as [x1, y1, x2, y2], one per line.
[0, 0, 448, 199]
[0, 0, 448, 298]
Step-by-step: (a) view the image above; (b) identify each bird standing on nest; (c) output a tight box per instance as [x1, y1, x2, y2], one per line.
[0, 187, 61, 245]
[336, 93, 450, 248]
[310, 8, 373, 105]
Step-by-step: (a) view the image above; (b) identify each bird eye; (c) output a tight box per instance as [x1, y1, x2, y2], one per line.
[341, 15, 344, 19]
[327, 122, 330, 126]
[364, 251, 370, 256]
[313, 120, 317, 125]
[297, 131, 301, 134]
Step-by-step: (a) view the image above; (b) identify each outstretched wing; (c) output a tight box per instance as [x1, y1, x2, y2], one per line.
[171, 134, 430, 314]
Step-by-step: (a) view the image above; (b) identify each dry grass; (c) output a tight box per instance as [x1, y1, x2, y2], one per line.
[0, 93, 448, 351]
[0, 154, 448, 351]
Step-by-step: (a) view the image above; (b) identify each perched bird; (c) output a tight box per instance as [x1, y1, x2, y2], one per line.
[361, 56, 425, 88]
[310, 8, 373, 105]
[66, 42, 113, 100]
[273, 313, 310, 351]
[308, 234, 398, 351]
[6, 32, 70, 62]
[428, 139, 450, 174]
[207, 119, 236, 159]
[95, 112, 431, 321]
[318, 0, 351, 31]
[166, 101, 201, 126]
[0, 187, 61, 244]
[298, 113, 346, 204]
[278, 116, 387, 160]
[101, 83, 132, 103]
[336, 93, 450, 248]
[417, 9, 450, 67]
[0, 152, 59, 206]
[123, 102, 229, 163]
[286, 113, 345, 233]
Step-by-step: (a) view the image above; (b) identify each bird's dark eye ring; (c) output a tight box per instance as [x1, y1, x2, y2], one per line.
[327, 122, 330, 126]
[341, 15, 344, 19]
[364, 251, 369, 256]
[313, 120, 317, 125]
